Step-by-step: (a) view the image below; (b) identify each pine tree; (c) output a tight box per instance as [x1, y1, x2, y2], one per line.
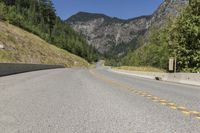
[40, 0, 56, 38]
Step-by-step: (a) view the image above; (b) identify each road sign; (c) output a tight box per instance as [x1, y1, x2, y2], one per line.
[169, 58, 174, 71]
[0, 44, 4, 49]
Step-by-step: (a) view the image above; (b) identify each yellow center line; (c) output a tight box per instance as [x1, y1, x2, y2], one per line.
[182, 111, 190, 116]
[159, 100, 167, 102]
[160, 102, 167, 105]
[152, 97, 159, 100]
[190, 111, 200, 115]
[170, 106, 178, 110]
[89, 69, 200, 120]
[168, 103, 176, 106]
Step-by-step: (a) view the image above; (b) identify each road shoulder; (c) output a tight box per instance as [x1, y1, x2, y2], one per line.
[110, 68, 200, 87]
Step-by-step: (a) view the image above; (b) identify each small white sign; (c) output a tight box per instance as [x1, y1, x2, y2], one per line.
[0, 44, 4, 49]
[169, 58, 174, 71]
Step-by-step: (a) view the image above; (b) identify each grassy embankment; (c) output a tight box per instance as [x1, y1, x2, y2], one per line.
[113, 66, 165, 72]
[0, 21, 89, 68]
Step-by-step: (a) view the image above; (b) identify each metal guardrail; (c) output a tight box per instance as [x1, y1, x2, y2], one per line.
[0, 63, 64, 77]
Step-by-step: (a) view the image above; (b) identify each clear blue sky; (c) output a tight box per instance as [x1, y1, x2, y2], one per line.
[52, 0, 163, 20]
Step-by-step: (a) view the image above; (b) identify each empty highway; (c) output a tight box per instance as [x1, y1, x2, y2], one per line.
[0, 65, 200, 133]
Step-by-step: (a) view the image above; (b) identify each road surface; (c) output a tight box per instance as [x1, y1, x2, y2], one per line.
[0, 65, 200, 133]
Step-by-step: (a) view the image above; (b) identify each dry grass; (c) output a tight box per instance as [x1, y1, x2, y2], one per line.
[114, 66, 165, 72]
[89, 63, 97, 69]
[0, 21, 89, 68]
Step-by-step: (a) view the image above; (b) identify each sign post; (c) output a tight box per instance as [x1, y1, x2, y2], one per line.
[0, 44, 4, 49]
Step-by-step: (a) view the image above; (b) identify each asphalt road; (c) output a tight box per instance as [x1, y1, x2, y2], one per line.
[0, 65, 200, 133]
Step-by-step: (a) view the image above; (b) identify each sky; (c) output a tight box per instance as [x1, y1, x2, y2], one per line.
[52, 0, 164, 20]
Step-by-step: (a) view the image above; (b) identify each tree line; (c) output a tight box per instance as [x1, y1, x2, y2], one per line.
[0, 0, 99, 62]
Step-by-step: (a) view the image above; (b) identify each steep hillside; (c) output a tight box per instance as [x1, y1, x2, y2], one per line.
[66, 0, 189, 55]
[0, 21, 89, 67]
[0, 0, 99, 62]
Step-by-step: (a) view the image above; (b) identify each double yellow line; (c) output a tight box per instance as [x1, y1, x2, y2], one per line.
[89, 69, 200, 120]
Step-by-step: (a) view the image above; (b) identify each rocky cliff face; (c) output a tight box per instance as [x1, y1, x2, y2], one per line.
[66, 0, 188, 55]
[148, 0, 189, 27]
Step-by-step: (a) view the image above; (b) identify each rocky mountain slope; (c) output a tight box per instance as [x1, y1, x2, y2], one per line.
[0, 21, 89, 67]
[149, 0, 188, 27]
[66, 12, 150, 54]
[66, 0, 189, 55]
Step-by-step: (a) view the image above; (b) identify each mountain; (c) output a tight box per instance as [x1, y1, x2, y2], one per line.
[66, 12, 151, 54]
[66, 0, 189, 55]
[0, 21, 89, 67]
